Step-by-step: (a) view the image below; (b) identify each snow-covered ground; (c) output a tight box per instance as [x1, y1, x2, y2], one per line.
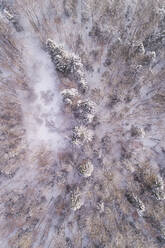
[0, 0, 165, 247]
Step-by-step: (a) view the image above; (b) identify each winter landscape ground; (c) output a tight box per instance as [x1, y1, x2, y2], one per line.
[0, 0, 165, 247]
